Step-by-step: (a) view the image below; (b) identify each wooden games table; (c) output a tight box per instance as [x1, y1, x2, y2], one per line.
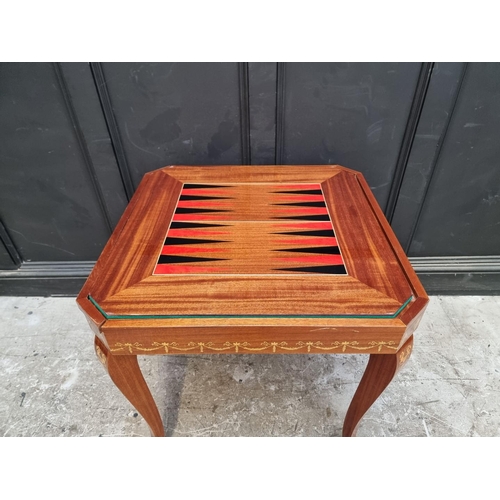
[77, 165, 428, 437]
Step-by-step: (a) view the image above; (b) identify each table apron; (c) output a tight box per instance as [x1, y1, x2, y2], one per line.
[100, 324, 408, 355]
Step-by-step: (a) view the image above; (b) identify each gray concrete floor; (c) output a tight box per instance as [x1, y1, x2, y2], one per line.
[0, 296, 499, 437]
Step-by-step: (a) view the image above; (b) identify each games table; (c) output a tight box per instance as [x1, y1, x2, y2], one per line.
[77, 165, 428, 437]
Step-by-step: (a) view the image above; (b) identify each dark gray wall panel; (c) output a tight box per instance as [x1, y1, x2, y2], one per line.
[100, 63, 244, 188]
[60, 63, 128, 228]
[1, 62, 499, 295]
[392, 63, 465, 249]
[281, 62, 421, 207]
[409, 63, 500, 257]
[0, 63, 111, 261]
[248, 63, 277, 165]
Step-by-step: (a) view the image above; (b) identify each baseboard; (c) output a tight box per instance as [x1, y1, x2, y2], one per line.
[409, 256, 500, 273]
[1, 258, 499, 296]
[0, 261, 93, 296]
[409, 256, 500, 294]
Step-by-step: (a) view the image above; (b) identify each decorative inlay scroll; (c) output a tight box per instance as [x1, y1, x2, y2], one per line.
[398, 344, 412, 365]
[110, 340, 399, 354]
[95, 344, 107, 366]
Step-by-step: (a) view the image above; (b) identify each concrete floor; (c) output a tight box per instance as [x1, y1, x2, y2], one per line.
[0, 295, 499, 437]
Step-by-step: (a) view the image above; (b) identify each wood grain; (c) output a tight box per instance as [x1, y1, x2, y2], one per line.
[100, 313, 408, 355]
[322, 171, 413, 303]
[343, 335, 414, 437]
[78, 171, 162, 303]
[162, 165, 343, 184]
[101, 275, 403, 316]
[81, 171, 182, 303]
[354, 172, 428, 300]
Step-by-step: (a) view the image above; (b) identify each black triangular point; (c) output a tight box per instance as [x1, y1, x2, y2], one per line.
[175, 207, 230, 214]
[158, 255, 227, 264]
[273, 201, 326, 208]
[179, 195, 233, 201]
[164, 237, 228, 245]
[169, 222, 228, 229]
[183, 184, 231, 189]
[273, 189, 323, 195]
[275, 265, 347, 274]
[274, 246, 340, 255]
[274, 229, 335, 237]
[272, 214, 331, 221]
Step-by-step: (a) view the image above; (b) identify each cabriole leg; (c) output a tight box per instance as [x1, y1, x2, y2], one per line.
[94, 336, 165, 437]
[343, 335, 413, 437]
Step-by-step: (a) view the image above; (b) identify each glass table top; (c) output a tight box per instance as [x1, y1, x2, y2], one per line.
[83, 167, 419, 321]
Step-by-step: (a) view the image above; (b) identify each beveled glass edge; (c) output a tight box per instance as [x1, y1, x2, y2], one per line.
[87, 295, 413, 320]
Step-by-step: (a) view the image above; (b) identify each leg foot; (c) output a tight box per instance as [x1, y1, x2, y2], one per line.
[95, 337, 165, 437]
[342, 335, 413, 437]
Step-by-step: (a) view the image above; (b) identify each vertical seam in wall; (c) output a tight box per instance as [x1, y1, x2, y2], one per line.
[385, 62, 434, 223]
[275, 62, 286, 165]
[0, 219, 22, 266]
[238, 63, 251, 165]
[404, 62, 469, 254]
[53, 62, 114, 235]
[90, 62, 135, 201]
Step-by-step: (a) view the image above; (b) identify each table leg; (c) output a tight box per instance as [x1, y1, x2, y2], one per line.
[94, 337, 165, 437]
[342, 335, 413, 437]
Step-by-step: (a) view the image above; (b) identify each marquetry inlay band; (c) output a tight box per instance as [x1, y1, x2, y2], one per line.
[110, 340, 400, 354]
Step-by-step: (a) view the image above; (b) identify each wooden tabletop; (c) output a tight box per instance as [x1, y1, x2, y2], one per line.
[77, 165, 428, 355]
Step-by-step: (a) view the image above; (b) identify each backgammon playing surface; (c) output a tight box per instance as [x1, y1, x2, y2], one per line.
[154, 183, 347, 276]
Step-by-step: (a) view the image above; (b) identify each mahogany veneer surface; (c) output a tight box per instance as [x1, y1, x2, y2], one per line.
[77, 165, 428, 356]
